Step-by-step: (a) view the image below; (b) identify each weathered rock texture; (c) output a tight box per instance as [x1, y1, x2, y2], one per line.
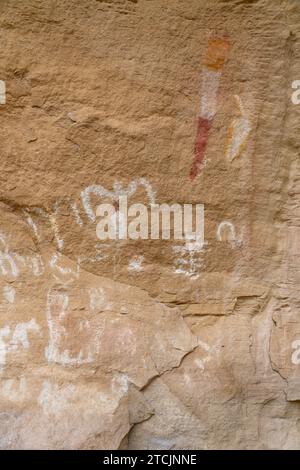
[0, 0, 300, 449]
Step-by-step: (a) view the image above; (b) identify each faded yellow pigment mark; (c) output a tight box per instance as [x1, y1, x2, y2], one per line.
[225, 95, 251, 162]
[0, 80, 5, 104]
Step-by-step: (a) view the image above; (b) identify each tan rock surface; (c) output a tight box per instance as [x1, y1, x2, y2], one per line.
[0, 0, 300, 449]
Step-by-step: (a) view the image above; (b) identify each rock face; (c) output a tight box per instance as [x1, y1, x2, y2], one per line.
[0, 0, 300, 450]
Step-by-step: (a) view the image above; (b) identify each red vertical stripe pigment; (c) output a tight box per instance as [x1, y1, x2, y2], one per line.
[190, 117, 212, 181]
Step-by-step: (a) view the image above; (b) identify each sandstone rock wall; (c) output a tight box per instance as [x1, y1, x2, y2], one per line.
[0, 0, 300, 449]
